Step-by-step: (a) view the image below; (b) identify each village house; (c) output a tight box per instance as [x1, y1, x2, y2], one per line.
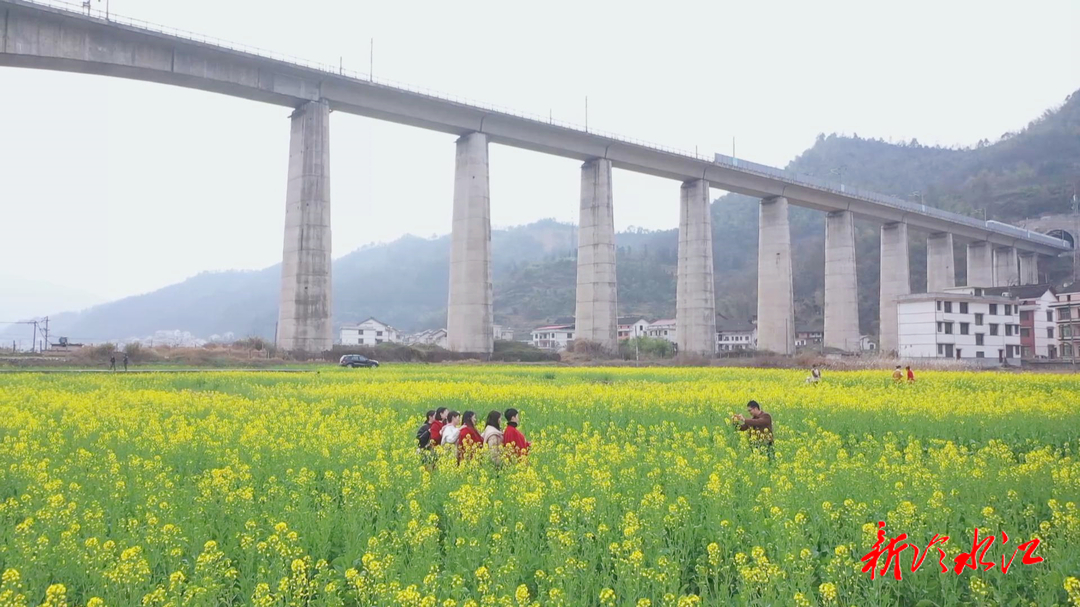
[340, 317, 400, 346]
[897, 287, 1021, 363]
[531, 325, 575, 351]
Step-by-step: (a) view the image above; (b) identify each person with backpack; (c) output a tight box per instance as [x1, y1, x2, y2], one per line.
[502, 407, 530, 459]
[480, 410, 505, 466]
[416, 410, 436, 465]
[429, 407, 447, 447]
[458, 411, 483, 464]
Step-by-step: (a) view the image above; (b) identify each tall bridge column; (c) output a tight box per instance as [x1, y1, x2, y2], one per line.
[575, 159, 618, 350]
[966, 242, 993, 287]
[824, 210, 860, 352]
[879, 222, 910, 355]
[757, 196, 795, 354]
[447, 132, 493, 354]
[277, 99, 332, 352]
[926, 232, 956, 292]
[1019, 252, 1039, 285]
[676, 179, 716, 355]
[994, 246, 1018, 286]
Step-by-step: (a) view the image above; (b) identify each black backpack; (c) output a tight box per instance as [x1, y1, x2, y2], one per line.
[416, 422, 432, 449]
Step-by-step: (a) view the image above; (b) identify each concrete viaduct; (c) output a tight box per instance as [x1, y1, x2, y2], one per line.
[2, 0, 1071, 355]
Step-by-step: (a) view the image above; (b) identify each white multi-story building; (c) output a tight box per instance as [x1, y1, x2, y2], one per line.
[897, 287, 1021, 362]
[531, 325, 574, 351]
[405, 328, 448, 348]
[1050, 283, 1080, 360]
[984, 285, 1057, 359]
[716, 318, 757, 352]
[340, 317, 399, 346]
[493, 325, 514, 342]
[646, 319, 677, 343]
[617, 317, 651, 340]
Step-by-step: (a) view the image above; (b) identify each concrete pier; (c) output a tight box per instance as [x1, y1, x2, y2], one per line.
[824, 210, 860, 351]
[879, 222, 910, 355]
[926, 232, 956, 292]
[277, 99, 332, 352]
[676, 179, 716, 356]
[575, 159, 618, 350]
[966, 242, 994, 287]
[757, 196, 795, 354]
[1019, 252, 1039, 285]
[447, 132, 493, 354]
[994, 246, 1018, 286]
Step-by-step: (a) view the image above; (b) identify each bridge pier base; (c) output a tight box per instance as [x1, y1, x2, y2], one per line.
[447, 132, 493, 354]
[1019, 252, 1039, 285]
[926, 232, 956, 292]
[878, 222, 910, 355]
[277, 99, 332, 352]
[994, 246, 1018, 286]
[824, 210, 860, 352]
[676, 179, 716, 356]
[966, 242, 994, 287]
[575, 159, 618, 351]
[757, 196, 795, 354]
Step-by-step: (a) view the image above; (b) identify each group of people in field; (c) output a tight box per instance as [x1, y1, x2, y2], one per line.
[416, 406, 530, 466]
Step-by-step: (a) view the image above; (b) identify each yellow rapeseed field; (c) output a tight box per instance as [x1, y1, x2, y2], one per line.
[0, 366, 1078, 606]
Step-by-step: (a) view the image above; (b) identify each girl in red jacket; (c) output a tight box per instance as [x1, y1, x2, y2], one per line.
[457, 410, 483, 463]
[429, 407, 447, 446]
[502, 407, 531, 459]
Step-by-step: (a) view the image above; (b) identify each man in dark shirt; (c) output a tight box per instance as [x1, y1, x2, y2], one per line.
[734, 400, 774, 459]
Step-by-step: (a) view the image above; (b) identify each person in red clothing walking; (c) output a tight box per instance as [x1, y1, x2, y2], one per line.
[457, 410, 483, 463]
[429, 407, 448, 447]
[905, 365, 916, 383]
[502, 407, 530, 460]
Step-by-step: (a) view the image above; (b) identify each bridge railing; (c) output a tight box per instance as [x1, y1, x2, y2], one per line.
[11, 0, 1072, 250]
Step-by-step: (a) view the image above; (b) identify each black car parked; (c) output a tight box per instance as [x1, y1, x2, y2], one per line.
[339, 354, 380, 368]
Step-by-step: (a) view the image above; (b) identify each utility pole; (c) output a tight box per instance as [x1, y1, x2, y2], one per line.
[31, 322, 37, 354]
[42, 317, 49, 351]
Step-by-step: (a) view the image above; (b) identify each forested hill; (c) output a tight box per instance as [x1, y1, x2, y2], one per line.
[17, 90, 1080, 343]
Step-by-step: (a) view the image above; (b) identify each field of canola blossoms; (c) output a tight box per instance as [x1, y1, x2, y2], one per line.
[0, 366, 1079, 607]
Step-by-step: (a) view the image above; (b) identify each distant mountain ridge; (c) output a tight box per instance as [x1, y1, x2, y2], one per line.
[12, 90, 1080, 344]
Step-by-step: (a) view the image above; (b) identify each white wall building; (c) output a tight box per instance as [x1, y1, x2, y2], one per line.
[405, 328, 448, 348]
[859, 335, 877, 352]
[618, 317, 651, 340]
[340, 317, 399, 346]
[1051, 283, 1080, 360]
[897, 287, 1021, 362]
[532, 325, 574, 351]
[984, 285, 1057, 359]
[493, 325, 514, 342]
[716, 318, 757, 352]
[646, 319, 677, 343]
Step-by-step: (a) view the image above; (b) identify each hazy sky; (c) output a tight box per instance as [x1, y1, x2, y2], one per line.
[1, 0, 1077, 320]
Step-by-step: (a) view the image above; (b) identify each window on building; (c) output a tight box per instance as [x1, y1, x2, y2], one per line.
[936, 301, 942, 311]
[376, 331, 383, 337]
[1022, 346, 1033, 358]
[937, 344, 944, 355]
[976, 333, 984, 346]
[1004, 325, 1012, 337]
[1064, 325, 1073, 338]
[359, 339, 365, 345]
[990, 324, 999, 336]
[1019, 311, 1030, 321]
[944, 301, 953, 313]
[1047, 310, 1054, 322]
[944, 322, 953, 334]
[990, 304, 998, 315]
[1020, 327, 1031, 338]
[975, 313, 983, 326]
[1065, 344, 1074, 358]
[1060, 308, 1073, 321]
[568, 333, 574, 339]
[1048, 327, 1055, 339]
[960, 302, 969, 314]
[976, 351, 985, 358]
[944, 344, 954, 358]
[937, 322, 944, 333]
[960, 323, 969, 335]
[974, 288, 984, 296]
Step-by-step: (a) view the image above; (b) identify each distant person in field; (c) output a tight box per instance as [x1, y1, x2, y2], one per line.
[109, 355, 116, 371]
[502, 407, 531, 459]
[457, 410, 483, 463]
[481, 410, 505, 465]
[440, 410, 462, 450]
[806, 364, 821, 384]
[416, 410, 436, 456]
[893, 365, 903, 382]
[733, 400, 774, 460]
[429, 407, 447, 447]
[123, 353, 129, 372]
[905, 365, 915, 383]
